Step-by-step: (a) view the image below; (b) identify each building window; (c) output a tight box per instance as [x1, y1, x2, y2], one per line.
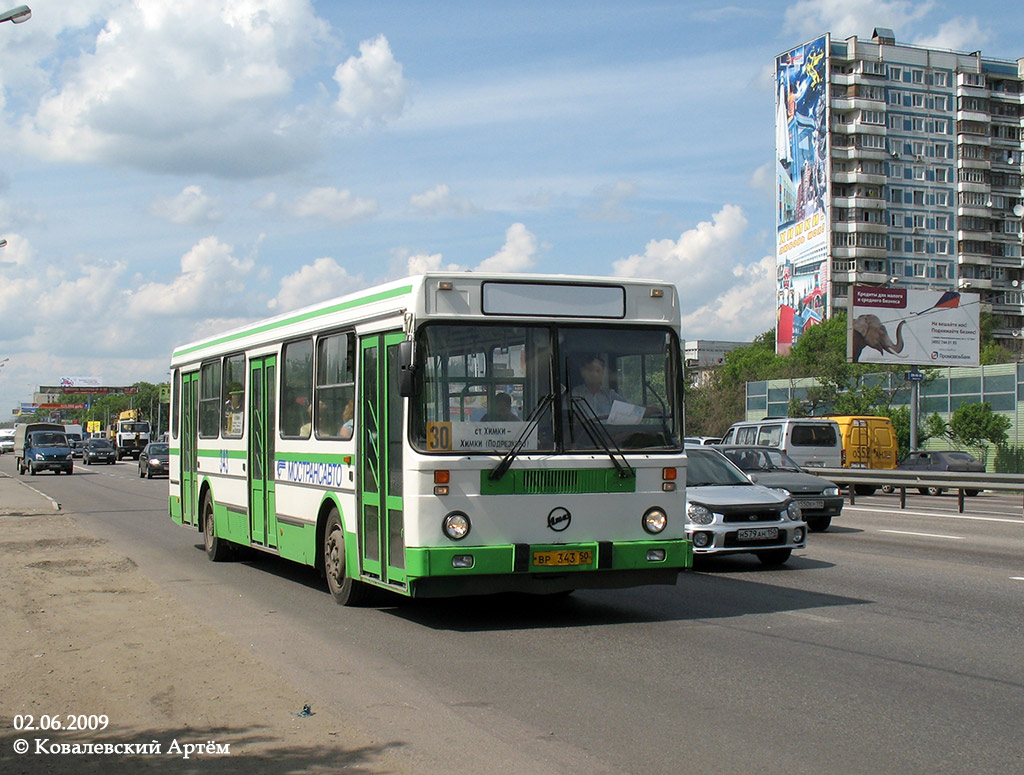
[914, 262, 926, 276]
[888, 66, 902, 80]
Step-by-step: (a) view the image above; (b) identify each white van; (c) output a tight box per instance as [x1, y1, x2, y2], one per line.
[719, 418, 842, 468]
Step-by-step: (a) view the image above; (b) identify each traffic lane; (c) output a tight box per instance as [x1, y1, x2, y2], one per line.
[9, 454, 1023, 775]
[849, 488, 1024, 519]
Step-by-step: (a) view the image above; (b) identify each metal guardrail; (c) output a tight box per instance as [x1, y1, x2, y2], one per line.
[804, 466, 1024, 516]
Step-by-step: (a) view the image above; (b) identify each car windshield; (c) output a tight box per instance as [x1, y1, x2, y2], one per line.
[722, 447, 802, 472]
[148, 443, 169, 455]
[685, 448, 752, 487]
[411, 323, 682, 454]
[89, 440, 113, 449]
[31, 432, 67, 446]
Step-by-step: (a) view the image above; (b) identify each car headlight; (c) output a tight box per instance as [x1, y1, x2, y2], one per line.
[686, 503, 713, 525]
[787, 501, 803, 521]
[823, 486, 840, 496]
[149, 459, 161, 466]
[642, 507, 668, 534]
[34, 453, 44, 460]
[770, 487, 792, 497]
[442, 511, 471, 540]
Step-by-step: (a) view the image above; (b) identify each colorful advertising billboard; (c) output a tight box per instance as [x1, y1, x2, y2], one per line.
[848, 286, 980, 366]
[776, 35, 830, 355]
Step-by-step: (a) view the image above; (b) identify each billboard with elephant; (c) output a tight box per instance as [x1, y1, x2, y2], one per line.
[848, 285, 980, 366]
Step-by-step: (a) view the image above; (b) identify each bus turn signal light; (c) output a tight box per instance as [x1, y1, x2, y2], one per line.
[434, 470, 450, 484]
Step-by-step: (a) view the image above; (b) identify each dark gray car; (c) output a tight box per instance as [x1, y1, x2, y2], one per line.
[897, 450, 985, 496]
[717, 445, 843, 532]
[138, 442, 169, 479]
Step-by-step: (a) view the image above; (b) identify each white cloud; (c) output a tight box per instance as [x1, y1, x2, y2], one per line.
[613, 204, 773, 339]
[268, 257, 362, 312]
[150, 185, 221, 224]
[783, 0, 934, 41]
[748, 162, 774, 196]
[7, 2, 407, 178]
[286, 187, 379, 223]
[579, 180, 637, 222]
[405, 252, 466, 275]
[409, 184, 476, 216]
[681, 255, 777, 339]
[911, 17, 990, 50]
[334, 35, 407, 128]
[0, 232, 33, 266]
[128, 236, 254, 316]
[476, 223, 539, 273]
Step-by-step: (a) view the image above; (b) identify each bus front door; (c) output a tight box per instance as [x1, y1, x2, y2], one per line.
[249, 356, 278, 549]
[358, 332, 407, 590]
[181, 371, 199, 527]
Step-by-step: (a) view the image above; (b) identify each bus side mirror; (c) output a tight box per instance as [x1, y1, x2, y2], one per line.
[398, 340, 417, 397]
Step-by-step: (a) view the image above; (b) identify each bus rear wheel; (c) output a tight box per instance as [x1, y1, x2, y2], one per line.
[323, 509, 369, 606]
[202, 495, 232, 562]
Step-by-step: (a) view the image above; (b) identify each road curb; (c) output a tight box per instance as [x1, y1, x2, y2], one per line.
[0, 470, 62, 512]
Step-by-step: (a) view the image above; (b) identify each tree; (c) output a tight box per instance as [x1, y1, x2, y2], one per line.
[948, 402, 1010, 456]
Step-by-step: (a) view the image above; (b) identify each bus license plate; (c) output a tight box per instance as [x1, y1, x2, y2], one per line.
[737, 528, 778, 542]
[533, 549, 593, 567]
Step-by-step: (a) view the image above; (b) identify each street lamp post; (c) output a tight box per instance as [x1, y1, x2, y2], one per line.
[0, 5, 31, 24]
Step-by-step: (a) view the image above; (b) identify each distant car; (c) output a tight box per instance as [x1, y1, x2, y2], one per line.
[717, 445, 843, 532]
[82, 438, 117, 465]
[138, 442, 169, 479]
[894, 450, 985, 496]
[70, 439, 87, 458]
[684, 436, 721, 445]
[0, 435, 13, 455]
[683, 445, 807, 566]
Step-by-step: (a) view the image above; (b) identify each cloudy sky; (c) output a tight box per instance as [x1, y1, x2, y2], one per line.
[1, 0, 1021, 415]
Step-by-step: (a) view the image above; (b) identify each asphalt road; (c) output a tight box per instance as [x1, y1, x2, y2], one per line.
[5, 454, 1023, 775]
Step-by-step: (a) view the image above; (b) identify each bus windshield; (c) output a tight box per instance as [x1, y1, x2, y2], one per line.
[411, 323, 681, 454]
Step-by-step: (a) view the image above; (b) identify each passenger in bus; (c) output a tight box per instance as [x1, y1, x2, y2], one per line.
[480, 392, 519, 422]
[224, 383, 244, 434]
[339, 398, 355, 440]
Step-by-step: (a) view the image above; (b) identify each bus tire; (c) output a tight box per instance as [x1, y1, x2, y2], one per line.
[323, 509, 369, 606]
[202, 495, 232, 562]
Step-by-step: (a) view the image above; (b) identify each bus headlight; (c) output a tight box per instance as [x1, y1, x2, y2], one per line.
[787, 501, 803, 521]
[442, 511, 471, 540]
[642, 507, 667, 534]
[686, 503, 713, 525]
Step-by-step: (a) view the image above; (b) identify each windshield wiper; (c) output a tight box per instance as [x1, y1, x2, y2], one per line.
[489, 393, 555, 481]
[568, 396, 635, 479]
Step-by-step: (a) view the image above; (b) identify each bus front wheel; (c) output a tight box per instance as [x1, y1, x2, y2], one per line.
[323, 509, 369, 606]
[202, 495, 232, 562]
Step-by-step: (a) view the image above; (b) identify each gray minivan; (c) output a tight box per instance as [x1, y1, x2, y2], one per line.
[719, 418, 842, 468]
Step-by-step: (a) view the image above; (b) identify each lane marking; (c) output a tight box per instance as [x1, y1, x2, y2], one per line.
[1011, 577, 1024, 582]
[845, 506, 1023, 525]
[878, 529, 965, 540]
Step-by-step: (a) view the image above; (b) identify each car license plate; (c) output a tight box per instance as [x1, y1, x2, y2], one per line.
[533, 549, 593, 567]
[737, 527, 779, 542]
[801, 499, 824, 509]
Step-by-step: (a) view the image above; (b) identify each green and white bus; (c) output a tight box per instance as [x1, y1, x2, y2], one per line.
[169, 273, 691, 604]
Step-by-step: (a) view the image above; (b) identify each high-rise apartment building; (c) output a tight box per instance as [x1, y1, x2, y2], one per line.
[775, 28, 1024, 354]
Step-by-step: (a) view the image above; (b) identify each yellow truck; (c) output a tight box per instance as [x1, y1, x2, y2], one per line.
[825, 415, 898, 470]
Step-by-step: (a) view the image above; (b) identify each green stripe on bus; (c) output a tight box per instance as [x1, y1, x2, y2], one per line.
[197, 449, 248, 459]
[189, 450, 353, 464]
[172, 285, 413, 358]
[479, 467, 637, 495]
